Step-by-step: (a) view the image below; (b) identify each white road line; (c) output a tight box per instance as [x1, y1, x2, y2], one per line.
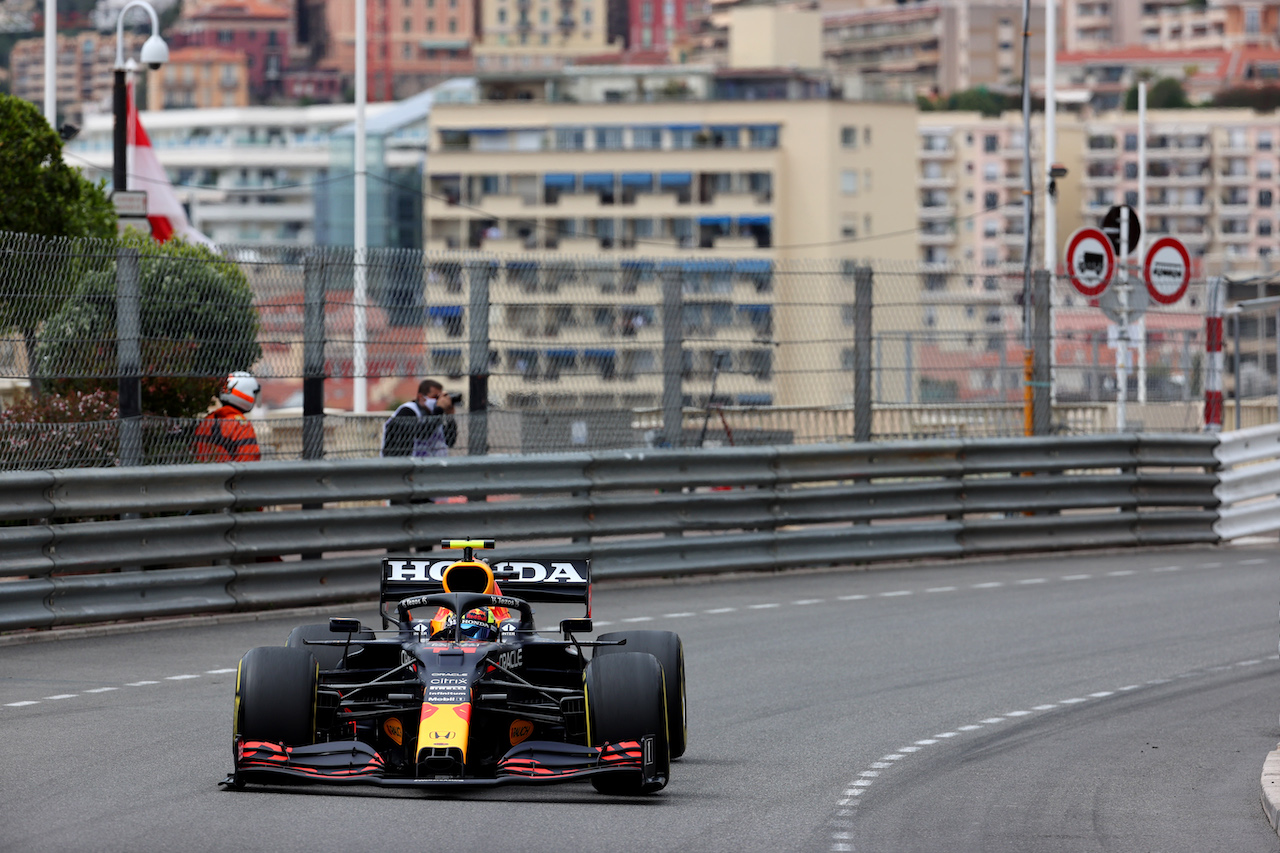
[914, 738, 938, 745]
[793, 599, 823, 606]
[850, 779, 873, 787]
[898, 746, 921, 753]
[165, 675, 200, 680]
[704, 607, 735, 614]
[126, 681, 159, 687]
[934, 732, 958, 738]
[838, 594, 867, 601]
[84, 687, 118, 694]
[1032, 704, 1058, 710]
[1106, 570, 1135, 577]
[206, 668, 238, 674]
[869, 762, 892, 769]
[621, 616, 653, 623]
[593, 621, 613, 627]
[1004, 710, 1031, 717]
[5, 701, 39, 707]
[1150, 566, 1181, 572]
[749, 603, 781, 609]
[1118, 685, 1141, 691]
[1200, 562, 1222, 568]
[858, 771, 879, 778]
[1241, 558, 1268, 565]
[925, 586, 956, 593]
[972, 582, 1003, 589]
[1017, 578, 1046, 585]
[1061, 574, 1091, 580]
[45, 694, 76, 700]
[957, 724, 983, 731]
[879, 590, 912, 597]
[663, 612, 695, 618]
[980, 717, 1006, 724]
[880, 754, 904, 761]
[1147, 678, 1170, 685]
[1059, 697, 1087, 703]
[1089, 691, 1114, 698]
[1238, 659, 1262, 666]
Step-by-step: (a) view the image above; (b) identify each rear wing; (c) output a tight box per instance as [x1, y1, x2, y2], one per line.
[380, 556, 591, 619]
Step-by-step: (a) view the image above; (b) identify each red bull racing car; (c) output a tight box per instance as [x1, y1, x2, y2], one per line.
[223, 540, 685, 795]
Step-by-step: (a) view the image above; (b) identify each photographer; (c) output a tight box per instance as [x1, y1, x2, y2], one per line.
[381, 379, 458, 459]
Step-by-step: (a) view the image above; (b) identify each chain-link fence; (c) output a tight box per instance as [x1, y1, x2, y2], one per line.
[0, 230, 1257, 469]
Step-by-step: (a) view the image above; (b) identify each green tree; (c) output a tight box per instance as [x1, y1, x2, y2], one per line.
[34, 230, 261, 419]
[0, 94, 117, 397]
[1125, 77, 1191, 110]
[1212, 85, 1280, 112]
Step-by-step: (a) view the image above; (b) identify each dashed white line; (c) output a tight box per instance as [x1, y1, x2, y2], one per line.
[621, 616, 653, 623]
[4, 701, 39, 707]
[1150, 566, 1181, 573]
[869, 762, 892, 769]
[838, 594, 867, 601]
[206, 668, 238, 674]
[1032, 704, 1058, 710]
[592, 621, 613, 627]
[663, 612, 695, 618]
[1238, 659, 1262, 666]
[914, 738, 938, 745]
[1089, 691, 1114, 698]
[925, 587, 956, 593]
[1017, 578, 1046, 585]
[880, 754, 904, 762]
[1200, 562, 1222, 568]
[879, 590, 912, 598]
[1061, 574, 1091, 581]
[972, 582, 1003, 589]
[749, 603, 781, 609]
[703, 608, 735, 614]
[1106, 570, 1135, 577]
[934, 732, 958, 738]
[1119, 685, 1141, 691]
[1241, 558, 1268, 565]
[793, 599, 824, 606]
[45, 694, 76, 700]
[957, 724, 983, 732]
[898, 746, 921, 753]
[858, 771, 880, 778]
[1004, 710, 1031, 717]
[1059, 697, 1087, 704]
[165, 675, 200, 681]
[979, 717, 1006, 724]
[84, 687, 118, 694]
[126, 681, 159, 687]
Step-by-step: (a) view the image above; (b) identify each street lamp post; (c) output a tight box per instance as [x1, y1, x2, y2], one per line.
[112, 0, 167, 466]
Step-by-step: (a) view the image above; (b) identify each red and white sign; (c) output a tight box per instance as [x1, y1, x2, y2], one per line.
[1143, 237, 1191, 305]
[1064, 227, 1115, 297]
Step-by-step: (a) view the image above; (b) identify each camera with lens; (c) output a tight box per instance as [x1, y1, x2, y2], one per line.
[445, 390, 464, 408]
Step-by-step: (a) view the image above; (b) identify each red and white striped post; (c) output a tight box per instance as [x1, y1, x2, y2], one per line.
[1204, 276, 1225, 432]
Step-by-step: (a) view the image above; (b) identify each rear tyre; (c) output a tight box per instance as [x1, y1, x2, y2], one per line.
[595, 631, 687, 758]
[286, 622, 375, 671]
[584, 651, 670, 795]
[234, 646, 318, 748]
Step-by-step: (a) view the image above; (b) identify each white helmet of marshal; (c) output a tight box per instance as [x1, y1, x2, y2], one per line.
[219, 371, 260, 412]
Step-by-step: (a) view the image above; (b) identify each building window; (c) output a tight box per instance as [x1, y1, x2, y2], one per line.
[1260, 131, 1274, 151]
[983, 163, 998, 181]
[1124, 162, 1138, 179]
[864, 127, 871, 145]
[641, 0, 652, 22]
[748, 126, 778, 148]
[596, 127, 624, 150]
[1125, 190, 1138, 206]
[427, 18, 435, 30]
[632, 127, 661, 149]
[983, 191, 998, 209]
[1124, 133, 1137, 151]
[1260, 220, 1273, 236]
[497, 8, 506, 21]
[218, 29, 233, 44]
[448, 18, 457, 30]
[1261, 190, 1274, 207]
[841, 126, 857, 148]
[583, 7, 592, 23]
[984, 134, 998, 153]
[555, 128, 586, 150]
[841, 170, 858, 195]
[983, 220, 997, 237]
[709, 126, 739, 148]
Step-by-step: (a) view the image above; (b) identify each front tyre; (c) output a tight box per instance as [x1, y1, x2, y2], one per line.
[234, 646, 318, 749]
[595, 630, 687, 758]
[584, 651, 670, 795]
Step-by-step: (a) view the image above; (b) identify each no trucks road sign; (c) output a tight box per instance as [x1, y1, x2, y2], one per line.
[1065, 227, 1116, 297]
[1143, 237, 1191, 305]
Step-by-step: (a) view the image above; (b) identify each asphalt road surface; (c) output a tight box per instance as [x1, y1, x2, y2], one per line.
[2, 545, 1278, 853]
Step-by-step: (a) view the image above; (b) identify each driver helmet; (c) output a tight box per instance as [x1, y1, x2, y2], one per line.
[458, 607, 500, 641]
[219, 371, 260, 413]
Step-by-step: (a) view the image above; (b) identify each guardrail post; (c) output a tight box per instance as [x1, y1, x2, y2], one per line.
[1033, 269, 1051, 436]
[467, 259, 492, 456]
[116, 246, 142, 467]
[853, 266, 873, 443]
[661, 264, 684, 449]
[302, 251, 326, 462]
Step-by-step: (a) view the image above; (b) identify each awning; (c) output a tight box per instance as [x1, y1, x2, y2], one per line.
[582, 173, 615, 189]
[620, 260, 655, 270]
[698, 216, 731, 227]
[431, 347, 463, 357]
[666, 124, 702, 131]
[659, 172, 692, 187]
[734, 259, 773, 273]
[546, 349, 576, 359]
[737, 394, 773, 406]
[621, 172, 653, 187]
[583, 349, 616, 359]
[738, 304, 772, 316]
[465, 128, 508, 135]
[427, 306, 464, 318]
[736, 215, 772, 227]
[543, 173, 576, 188]
[506, 260, 538, 272]
[685, 259, 733, 273]
[419, 38, 470, 49]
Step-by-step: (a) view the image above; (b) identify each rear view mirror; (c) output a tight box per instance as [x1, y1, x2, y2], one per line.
[330, 617, 362, 634]
[560, 618, 592, 637]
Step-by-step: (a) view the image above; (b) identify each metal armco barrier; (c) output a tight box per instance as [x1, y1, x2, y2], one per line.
[0, 434, 1223, 632]
[1214, 423, 1280, 540]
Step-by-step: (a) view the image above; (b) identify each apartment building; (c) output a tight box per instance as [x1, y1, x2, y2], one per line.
[473, 0, 618, 69]
[171, 0, 292, 102]
[147, 46, 251, 110]
[1081, 108, 1280, 277]
[824, 0, 1046, 99]
[66, 101, 404, 245]
[1062, 0, 1280, 54]
[423, 23, 917, 412]
[8, 31, 143, 120]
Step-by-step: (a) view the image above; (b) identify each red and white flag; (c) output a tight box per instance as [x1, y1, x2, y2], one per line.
[125, 81, 214, 247]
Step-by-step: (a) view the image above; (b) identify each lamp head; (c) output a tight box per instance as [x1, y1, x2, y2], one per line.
[140, 34, 168, 70]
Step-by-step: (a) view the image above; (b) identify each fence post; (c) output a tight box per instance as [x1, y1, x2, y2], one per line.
[302, 251, 326, 461]
[116, 246, 142, 467]
[1033, 269, 1051, 435]
[467, 259, 492, 456]
[661, 264, 683, 448]
[1204, 276, 1224, 432]
[853, 266, 873, 443]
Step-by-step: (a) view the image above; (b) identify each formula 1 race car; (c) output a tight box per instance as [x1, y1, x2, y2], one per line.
[222, 540, 685, 795]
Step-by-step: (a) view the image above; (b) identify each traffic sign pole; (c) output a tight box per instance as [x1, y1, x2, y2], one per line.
[1116, 206, 1130, 431]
